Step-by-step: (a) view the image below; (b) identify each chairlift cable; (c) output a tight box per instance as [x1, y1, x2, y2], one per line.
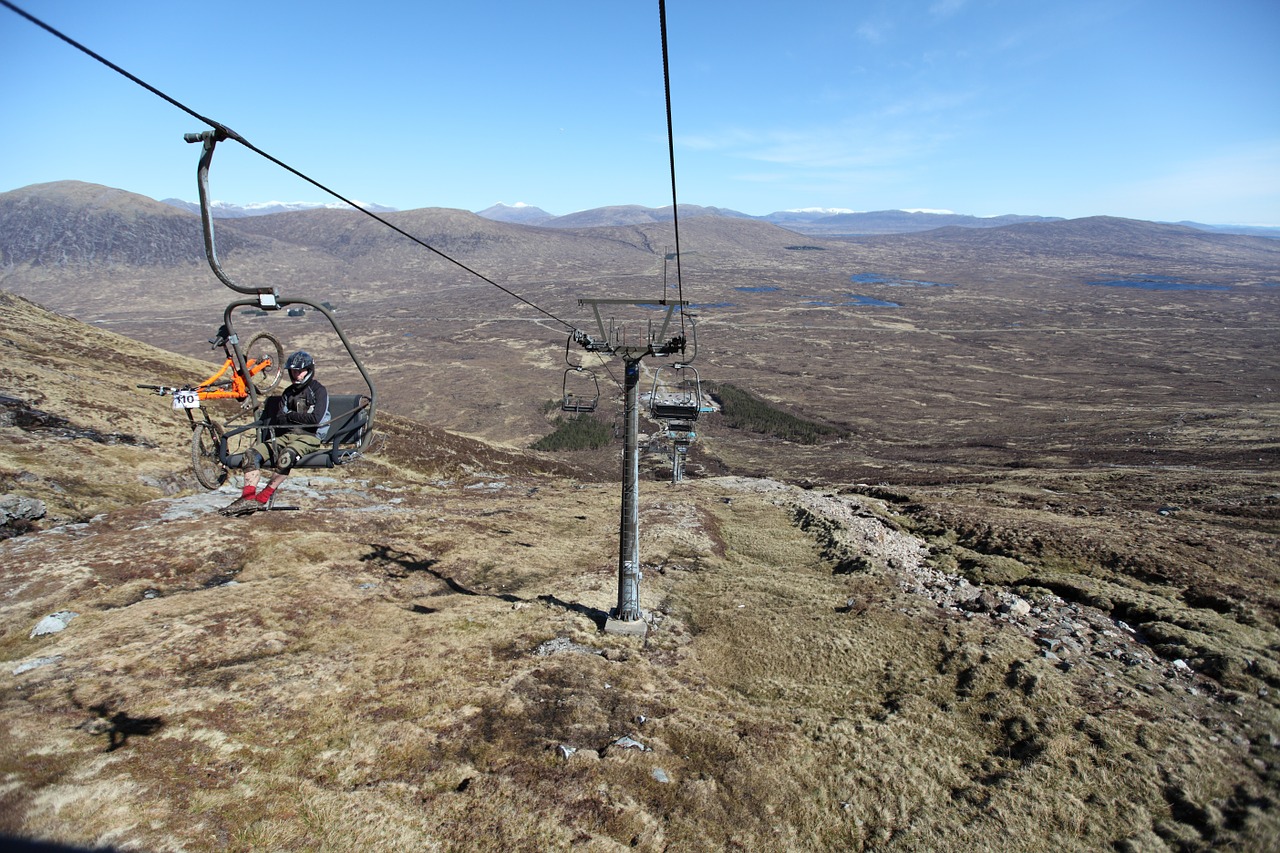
[658, 0, 688, 349]
[1, 0, 577, 333]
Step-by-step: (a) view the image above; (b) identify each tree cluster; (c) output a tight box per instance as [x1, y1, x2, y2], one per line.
[707, 382, 840, 445]
[531, 414, 612, 452]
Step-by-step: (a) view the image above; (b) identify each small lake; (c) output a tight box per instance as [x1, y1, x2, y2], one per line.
[845, 294, 901, 307]
[734, 286, 779, 293]
[803, 295, 901, 308]
[1087, 276, 1231, 292]
[851, 273, 954, 287]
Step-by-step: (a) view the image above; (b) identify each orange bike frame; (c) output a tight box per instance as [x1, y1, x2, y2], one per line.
[195, 355, 273, 401]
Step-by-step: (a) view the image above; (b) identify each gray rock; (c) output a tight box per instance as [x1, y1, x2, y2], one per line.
[13, 655, 63, 675]
[533, 637, 601, 657]
[1059, 637, 1085, 656]
[611, 735, 647, 752]
[1, 494, 46, 524]
[967, 591, 1001, 613]
[30, 610, 78, 638]
[998, 597, 1032, 617]
[652, 768, 671, 783]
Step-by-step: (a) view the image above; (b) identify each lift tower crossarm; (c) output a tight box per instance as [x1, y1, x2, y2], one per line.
[576, 298, 688, 361]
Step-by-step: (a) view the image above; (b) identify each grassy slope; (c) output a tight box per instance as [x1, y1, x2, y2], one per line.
[1, 294, 1278, 851]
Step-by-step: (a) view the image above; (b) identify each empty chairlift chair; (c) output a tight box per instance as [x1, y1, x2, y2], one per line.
[562, 368, 600, 414]
[649, 365, 702, 423]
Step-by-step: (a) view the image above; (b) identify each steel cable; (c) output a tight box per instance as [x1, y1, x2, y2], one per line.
[1, 0, 577, 332]
[658, 0, 688, 348]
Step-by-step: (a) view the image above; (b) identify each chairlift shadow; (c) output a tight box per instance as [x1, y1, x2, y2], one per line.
[70, 695, 164, 752]
[361, 543, 521, 602]
[536, 594, 609, 630]
[362, 544, 607, 626]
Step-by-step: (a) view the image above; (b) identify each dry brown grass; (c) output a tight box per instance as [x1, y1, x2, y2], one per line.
[3, 290, 1279, 850]
[4, 468, 1276, 850]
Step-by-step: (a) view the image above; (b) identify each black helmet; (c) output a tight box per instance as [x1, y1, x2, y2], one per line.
[286, 350, 315, 386]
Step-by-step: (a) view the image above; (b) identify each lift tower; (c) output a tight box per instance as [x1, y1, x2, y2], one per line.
[572, 298, 690, 635]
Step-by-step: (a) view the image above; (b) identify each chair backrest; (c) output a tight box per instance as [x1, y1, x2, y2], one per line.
[323, 394, 369, 445]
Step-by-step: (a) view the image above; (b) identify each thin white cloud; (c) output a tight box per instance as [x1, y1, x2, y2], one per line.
[676, 84, 976, 174]
[681, 124, 939, 172]
[1097, 141, 1280, 224]
[856, 21, 888, 44]
[929, 0, 967, 19]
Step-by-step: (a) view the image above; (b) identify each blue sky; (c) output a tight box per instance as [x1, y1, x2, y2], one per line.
[2, 0, 1278, 224]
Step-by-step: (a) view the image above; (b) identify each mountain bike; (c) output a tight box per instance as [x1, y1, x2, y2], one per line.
[139, 327, 284, 489]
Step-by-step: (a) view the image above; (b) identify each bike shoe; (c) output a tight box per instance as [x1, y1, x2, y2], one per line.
[219, 497, 262, 517]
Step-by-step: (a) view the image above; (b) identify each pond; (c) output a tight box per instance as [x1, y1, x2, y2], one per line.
[1087, 276, 1231, 292]
[803, 295, 901, 308]
[851, 273, 954, 287]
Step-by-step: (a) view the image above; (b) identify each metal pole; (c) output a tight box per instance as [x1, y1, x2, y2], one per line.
[615, 357, 643, 621]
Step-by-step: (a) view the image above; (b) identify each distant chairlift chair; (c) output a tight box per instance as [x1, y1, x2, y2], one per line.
[562, 334, 601, 414]
[649, 364, 702, 423]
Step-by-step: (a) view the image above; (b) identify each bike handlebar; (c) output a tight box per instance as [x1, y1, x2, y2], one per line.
[137, 384, 194, 395]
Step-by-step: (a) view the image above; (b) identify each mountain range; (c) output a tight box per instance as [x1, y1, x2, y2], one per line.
[163, 195, 1280, 239]
[160, 197, 398, 219]
[5, 181, 1278, 282]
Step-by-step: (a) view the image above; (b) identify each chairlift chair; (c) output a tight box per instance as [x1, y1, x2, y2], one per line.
[562, 368, 600, 414]
[561, 332, 600, 413]
[186, 129, 378, 471]
[650, 364, 702, 422]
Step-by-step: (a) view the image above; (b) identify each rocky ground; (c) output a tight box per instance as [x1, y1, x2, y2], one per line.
[2, 460, 1278, 850]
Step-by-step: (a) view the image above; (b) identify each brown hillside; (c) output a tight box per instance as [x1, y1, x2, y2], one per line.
[0, 181, 254, 268]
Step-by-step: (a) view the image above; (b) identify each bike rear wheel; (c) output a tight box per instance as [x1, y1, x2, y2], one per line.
[245, 331, 285, 394]
[191, 420, 228, 490]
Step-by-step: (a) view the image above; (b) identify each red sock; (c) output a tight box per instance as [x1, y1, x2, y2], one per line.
[255, 486, 276, 504]
[242, 484, 256, 499]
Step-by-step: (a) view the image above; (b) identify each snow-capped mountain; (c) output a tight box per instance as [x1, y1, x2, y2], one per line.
[160, 198, 397, 218]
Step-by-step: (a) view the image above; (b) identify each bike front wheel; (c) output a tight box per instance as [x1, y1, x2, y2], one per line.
[245, 331, 285, 394]
[191, 420, 228, 490]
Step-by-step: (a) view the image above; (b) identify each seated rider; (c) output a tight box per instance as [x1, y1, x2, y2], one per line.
[221, 350, 329, 515]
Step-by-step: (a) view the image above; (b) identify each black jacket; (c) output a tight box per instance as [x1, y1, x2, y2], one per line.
[266, 379, 330, 439]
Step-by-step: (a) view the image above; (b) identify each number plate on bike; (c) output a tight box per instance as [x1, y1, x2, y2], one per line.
[172, 389, 201, 410]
